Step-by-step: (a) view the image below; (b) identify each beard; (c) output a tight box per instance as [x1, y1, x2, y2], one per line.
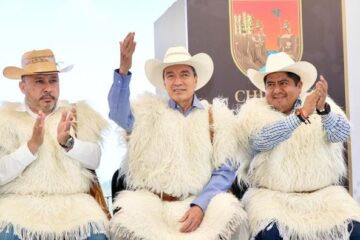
[25, 96, 58, 115]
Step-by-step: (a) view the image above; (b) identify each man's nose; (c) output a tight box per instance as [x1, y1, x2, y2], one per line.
[43, 82, 52, 92]
[272, 84, 282, 93]
[173, 76, 182, 85]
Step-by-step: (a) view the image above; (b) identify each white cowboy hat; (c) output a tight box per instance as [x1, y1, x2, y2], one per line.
[247, 52, 317, 92]
[3, 49, 73, 80]
[145, 46, 214, 91]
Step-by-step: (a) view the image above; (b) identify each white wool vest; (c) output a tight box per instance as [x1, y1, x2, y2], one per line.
[236, 96, 360, 240]
[236, 96, 347, 192]
[123, 94, 238, 198]
[0, 101, 107, 194]
[0, 101, 109, 239]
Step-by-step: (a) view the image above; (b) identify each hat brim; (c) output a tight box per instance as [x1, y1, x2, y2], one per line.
[247, 61, 317, 92]
[3, 65, 73, 80]
[144, 53, 214, 91]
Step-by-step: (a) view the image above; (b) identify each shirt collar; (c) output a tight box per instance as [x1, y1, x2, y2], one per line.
[168, 94, 204, 116]
[192, 95, 204, 109]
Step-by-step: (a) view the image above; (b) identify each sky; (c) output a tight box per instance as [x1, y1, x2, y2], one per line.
[0, 0, 177, 183]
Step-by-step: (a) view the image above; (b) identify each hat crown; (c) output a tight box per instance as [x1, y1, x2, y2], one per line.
[247, 51, 317, 92]
[163, 46, 192, 63]
[264, 52, 295, 73]
[3, 48, 73, 80]
[21, 49, 58, 73]
[145, 46, 214, 91]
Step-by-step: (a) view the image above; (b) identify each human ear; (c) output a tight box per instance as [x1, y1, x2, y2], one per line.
[19, 80, 26, 94]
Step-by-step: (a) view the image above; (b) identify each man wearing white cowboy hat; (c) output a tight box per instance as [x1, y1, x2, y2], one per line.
[0, 49, 110, 239]
[108, 32, 248, 240]
[235, 51, 360, 239]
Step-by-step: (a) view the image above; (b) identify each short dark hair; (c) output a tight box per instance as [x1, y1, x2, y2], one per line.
[21, 75, 29, 82]
[162, 65, 197, 80]
[264, 71, 301, 86]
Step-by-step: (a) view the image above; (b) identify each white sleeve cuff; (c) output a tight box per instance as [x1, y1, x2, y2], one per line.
[65, 138, 101, 170]
[17, 143, 37, 164]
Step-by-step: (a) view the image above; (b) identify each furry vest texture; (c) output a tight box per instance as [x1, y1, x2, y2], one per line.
[236, 96, 346, 192]
[236, 96, 360, 240]
[123, 94, 238, 198]
[0, 101, 109, 240]
[111, 190, 249, 240]
[111, 94, 249, 240]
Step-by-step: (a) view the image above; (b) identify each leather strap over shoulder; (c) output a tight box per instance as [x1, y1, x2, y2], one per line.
[208, 106, 214, 144]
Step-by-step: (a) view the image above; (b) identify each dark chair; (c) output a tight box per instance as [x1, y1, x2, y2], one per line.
[230, 177, 248, 200]
[111, 169, 127, 202]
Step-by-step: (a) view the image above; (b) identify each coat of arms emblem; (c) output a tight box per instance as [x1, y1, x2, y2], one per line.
[229, 0, 303, 75]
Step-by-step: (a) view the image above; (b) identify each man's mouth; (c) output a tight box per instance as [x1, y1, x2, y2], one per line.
[273, 95, 286, 100]
[173, 89, 186, 93]
[40, 96, 55, 101]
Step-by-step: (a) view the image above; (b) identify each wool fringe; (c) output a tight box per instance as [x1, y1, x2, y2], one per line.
[0, 221, 108, 240]
[251, 219, 353, 240]
[219, 211, 249, 240]
[111, 210, 247, 240]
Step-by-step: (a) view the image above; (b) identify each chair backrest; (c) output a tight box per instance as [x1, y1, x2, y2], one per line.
[89, 170, 111, 220]
[230, 177, 248, 200]
[111, 169, 127, 203]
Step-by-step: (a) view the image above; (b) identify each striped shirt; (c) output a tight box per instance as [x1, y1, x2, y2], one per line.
[250, 99, 351, 154]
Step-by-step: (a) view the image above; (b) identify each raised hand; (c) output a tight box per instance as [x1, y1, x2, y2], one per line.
[315, 75, 328, 110]
[179, 205, 204, 233]
[27, 111, 46, 154]
[57, 110, 73, 146]
[119, 32, 136, 75]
